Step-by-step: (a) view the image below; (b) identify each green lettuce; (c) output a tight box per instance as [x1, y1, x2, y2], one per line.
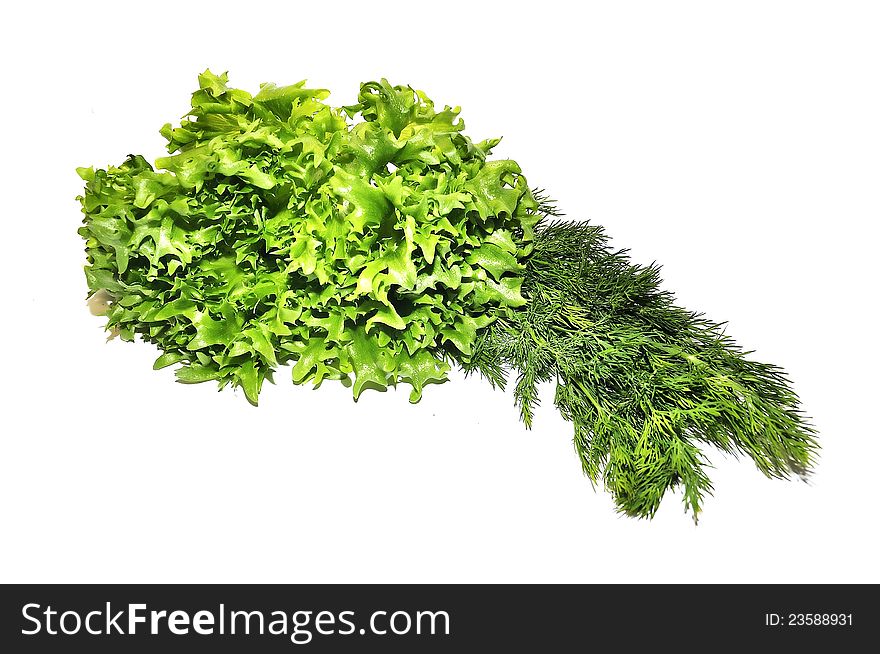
[78, 71, 538, 405]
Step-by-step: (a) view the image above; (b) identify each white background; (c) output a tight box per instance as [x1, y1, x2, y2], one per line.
[1, 1, 878, 583]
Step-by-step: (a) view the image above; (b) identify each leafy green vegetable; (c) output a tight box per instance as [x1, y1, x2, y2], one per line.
[78, 72, 816, 520]
[78, 72, 538, 406]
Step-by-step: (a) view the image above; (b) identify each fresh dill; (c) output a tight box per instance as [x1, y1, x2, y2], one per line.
[461, 201, 817, 520]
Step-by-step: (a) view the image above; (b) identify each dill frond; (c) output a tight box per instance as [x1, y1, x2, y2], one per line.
[463, 215, 817, 521]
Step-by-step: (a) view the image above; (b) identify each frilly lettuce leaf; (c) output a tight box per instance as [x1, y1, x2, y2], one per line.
[78, 71, 540, 405]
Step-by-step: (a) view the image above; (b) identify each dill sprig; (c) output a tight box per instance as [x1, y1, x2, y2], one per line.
[462, 214, 817, 521]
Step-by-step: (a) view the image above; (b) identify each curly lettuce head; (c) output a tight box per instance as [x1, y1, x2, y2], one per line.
[78, 71, 539, 404]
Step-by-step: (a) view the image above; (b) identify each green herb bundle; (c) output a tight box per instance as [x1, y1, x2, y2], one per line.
[78, 72, 816, 519]
[464, 214, 815, 518]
